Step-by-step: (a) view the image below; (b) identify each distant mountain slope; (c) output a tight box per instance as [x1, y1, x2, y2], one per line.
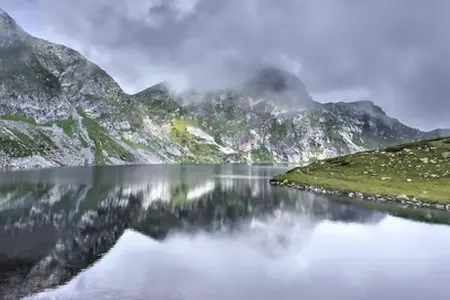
[424, 128, 450, 140]
[0, 9, 447, 169]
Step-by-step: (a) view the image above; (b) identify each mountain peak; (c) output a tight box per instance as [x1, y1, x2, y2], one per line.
[246, 66, 305, 93]
[0, 9, 17, 28]
[241, 66, 317, 110]
[0, 9, 28, 42]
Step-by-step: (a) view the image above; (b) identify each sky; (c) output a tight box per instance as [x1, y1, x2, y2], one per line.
[2, 0, 450, 130]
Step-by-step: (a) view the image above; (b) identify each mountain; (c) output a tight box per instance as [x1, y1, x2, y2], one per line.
[425, 128, 450, 140]
[0, 10, 448, 169]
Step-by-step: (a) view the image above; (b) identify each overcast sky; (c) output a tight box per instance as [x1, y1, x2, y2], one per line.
[2, 0, 450, 130]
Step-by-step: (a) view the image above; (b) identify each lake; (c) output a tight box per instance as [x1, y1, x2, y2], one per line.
[1, 164, 450, 300]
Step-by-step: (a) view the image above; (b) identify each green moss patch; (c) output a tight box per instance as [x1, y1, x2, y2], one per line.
[275, 137, 450, 204]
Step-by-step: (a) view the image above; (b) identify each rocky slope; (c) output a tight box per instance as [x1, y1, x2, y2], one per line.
[0, 9, 448, 169]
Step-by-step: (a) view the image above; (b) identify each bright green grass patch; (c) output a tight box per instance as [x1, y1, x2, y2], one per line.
[169, 117, 223, 163]
[169, 118, 200, 144]
[78, 108, 134, 164]
[275, 137, 450, 204]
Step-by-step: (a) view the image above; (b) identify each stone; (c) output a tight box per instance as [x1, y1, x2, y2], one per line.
[396, 194, 409, 201]
[435, 204, 445, 210]
[420, 157, 429, 163]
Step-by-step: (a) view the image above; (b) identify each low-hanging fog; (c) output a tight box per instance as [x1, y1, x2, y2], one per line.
[2, 0, 450, 129]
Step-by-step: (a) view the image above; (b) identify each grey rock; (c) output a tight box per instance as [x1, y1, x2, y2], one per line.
[396, 194, 410, 201]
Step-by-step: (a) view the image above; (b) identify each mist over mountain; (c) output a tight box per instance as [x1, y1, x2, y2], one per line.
[0, 9, 448, 169]
[3, 0, 450, 130]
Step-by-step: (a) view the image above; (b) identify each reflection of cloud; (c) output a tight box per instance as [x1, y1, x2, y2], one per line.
[186, 180, 216, 201]
[30, 215, 450, 300]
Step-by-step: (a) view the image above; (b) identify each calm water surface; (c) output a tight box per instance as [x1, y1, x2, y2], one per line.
[0, 164, 449, 300]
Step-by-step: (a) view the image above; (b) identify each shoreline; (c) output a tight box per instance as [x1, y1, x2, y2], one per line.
[269, 178, 450, 212]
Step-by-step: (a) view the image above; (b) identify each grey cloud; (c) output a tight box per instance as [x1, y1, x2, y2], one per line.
[3, 0, 450, 129]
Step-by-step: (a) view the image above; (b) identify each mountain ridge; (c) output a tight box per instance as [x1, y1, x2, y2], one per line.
[0, 10, 448, 169]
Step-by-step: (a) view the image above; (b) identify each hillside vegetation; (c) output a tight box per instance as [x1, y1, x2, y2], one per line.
[274, 136, 450, 205]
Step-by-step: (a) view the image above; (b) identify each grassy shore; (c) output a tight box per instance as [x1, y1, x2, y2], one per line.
[273, 136, 450, 205]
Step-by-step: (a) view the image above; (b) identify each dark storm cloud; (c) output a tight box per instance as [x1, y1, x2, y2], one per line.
[2, 0, 450, 129]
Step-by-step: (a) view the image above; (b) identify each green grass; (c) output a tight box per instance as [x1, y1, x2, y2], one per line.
[0, 129, 54, 157]
[1, 114, 38, 125]
[274, 136, 450, 204]
[55, 117, 76, 135]
[2, 114, 76, 136]
[169, 117, 223, 163]
[169, 118, 200, 144]
[78, 108, 134, 164]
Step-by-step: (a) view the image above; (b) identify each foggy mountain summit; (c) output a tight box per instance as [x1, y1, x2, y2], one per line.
[0, 9, 448, 169]
[249, 67, 305, 93]
[241, 66, 318, 109]
[4, 0, 450, 129]
[144, 65, 318, 110]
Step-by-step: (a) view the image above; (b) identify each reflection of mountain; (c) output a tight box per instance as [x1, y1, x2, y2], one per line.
[0, 164, 438, 299]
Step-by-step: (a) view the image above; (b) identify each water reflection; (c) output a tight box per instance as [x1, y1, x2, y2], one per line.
[0, 164, 446, 299]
